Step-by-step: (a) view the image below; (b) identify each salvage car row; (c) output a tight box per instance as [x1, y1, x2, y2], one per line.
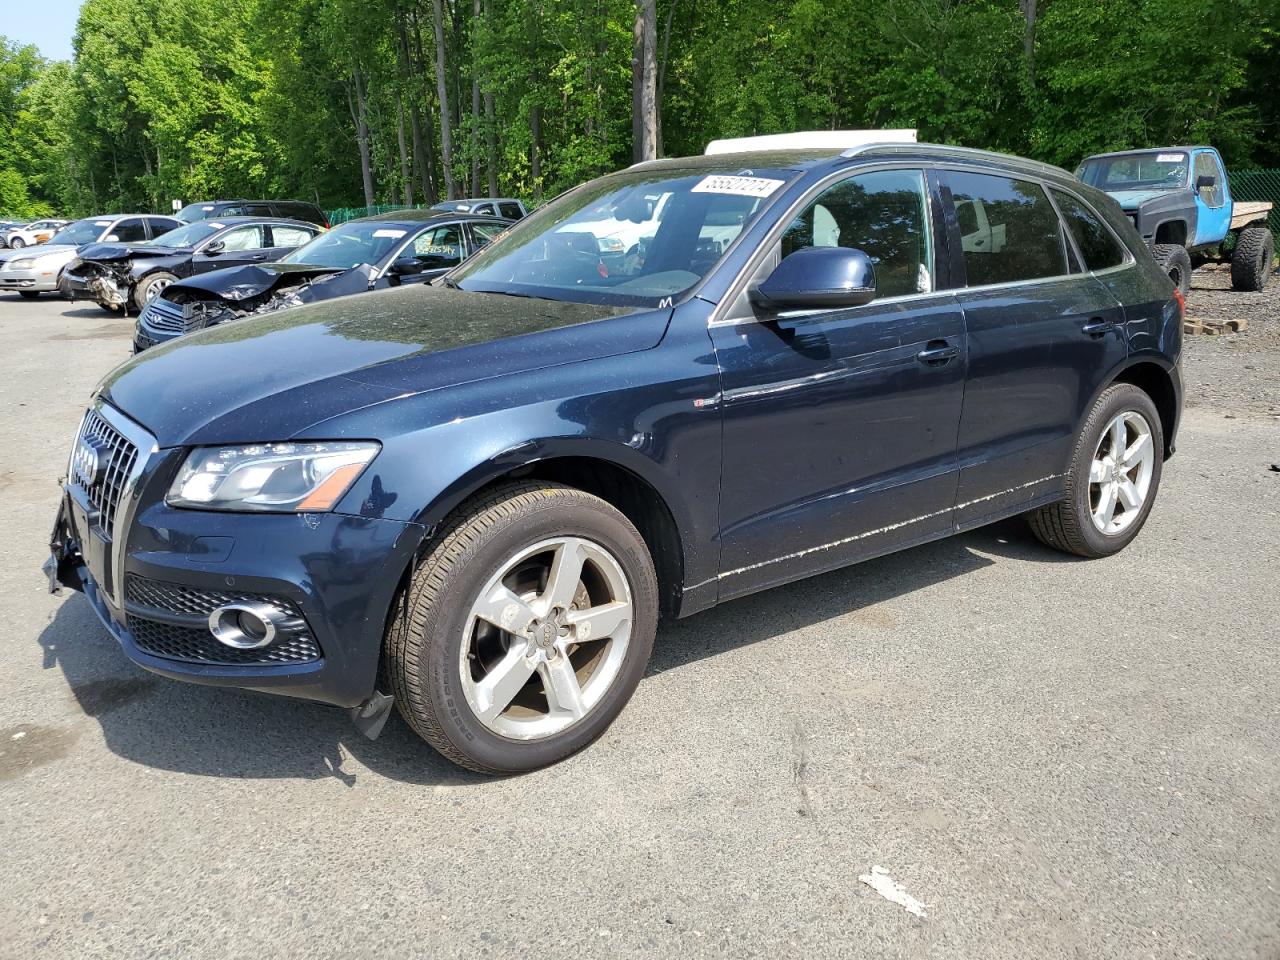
[0, 199, 520, 349]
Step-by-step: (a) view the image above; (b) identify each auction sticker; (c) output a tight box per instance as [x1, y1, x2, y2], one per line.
[373, 229, 407, 238]
[1156, 153, 1186, 162]
[691, 175, 785, 198]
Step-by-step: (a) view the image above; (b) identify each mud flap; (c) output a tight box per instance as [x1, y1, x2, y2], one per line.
[350, 691, 394, 740]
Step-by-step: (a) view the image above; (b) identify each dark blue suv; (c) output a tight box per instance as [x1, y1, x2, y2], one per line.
[48, 140, 1183, 773]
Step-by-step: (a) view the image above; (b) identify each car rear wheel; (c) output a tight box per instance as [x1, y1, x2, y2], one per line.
[386, 481, 659, 774]
[1028, 383, 1163, 558]
[133, 272, 177, 311]
[1152, 243, 1191, 297]
[1230, 226, 1273, 292]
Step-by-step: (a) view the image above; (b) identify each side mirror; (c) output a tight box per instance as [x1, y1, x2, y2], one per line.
[388, 257, 425, 277]
[204, 239, 225, 254]
[1196, 174, 1216, 191]
[749, 246, 877, 313]
[103, 234, 120, 243]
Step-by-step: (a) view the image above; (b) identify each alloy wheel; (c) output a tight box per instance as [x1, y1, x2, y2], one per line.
[458, 536, 634, 740]
[1089, 411, 1155, 535]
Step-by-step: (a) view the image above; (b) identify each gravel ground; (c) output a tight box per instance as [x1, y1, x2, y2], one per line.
[0, 291, 1277, 960]
[1181, 264, 1280, 418]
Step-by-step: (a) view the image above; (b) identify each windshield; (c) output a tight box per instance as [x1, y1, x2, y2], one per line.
[175, 203, 219, 223]
[49, 218, 112, 246]
[149, 221, 224, 247]
[280, 221, 412, 269]
[1077, 152, 1189, 191]
[450, 166, 797, 306]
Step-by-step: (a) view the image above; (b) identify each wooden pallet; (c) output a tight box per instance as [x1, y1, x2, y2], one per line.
[1184, 317, 1248, 335]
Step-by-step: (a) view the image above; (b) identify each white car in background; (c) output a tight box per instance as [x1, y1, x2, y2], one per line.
[0, 219, 69, 249]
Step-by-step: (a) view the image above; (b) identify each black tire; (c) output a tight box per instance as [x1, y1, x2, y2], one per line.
[1152, 243, 1192, 296]
[132, 272, 178, 312]
[1028, 383, 1164, 559]
[1230, 226, 1274, 292]
[18, 290, 39, 300]
[9, 237, 26, 250]
[386, 481, 659, 774]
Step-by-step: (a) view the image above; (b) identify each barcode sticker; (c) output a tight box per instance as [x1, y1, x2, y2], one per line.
[691, 175, 785, 198]
[1156, 153, 1186, 163]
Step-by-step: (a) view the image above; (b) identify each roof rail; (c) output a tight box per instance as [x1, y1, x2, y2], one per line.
[704, 129, 917, 156]
[847, 142, 1074, 180]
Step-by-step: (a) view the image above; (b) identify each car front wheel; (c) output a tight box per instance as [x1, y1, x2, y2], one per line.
[1028, 383, 1164, 558]
[386, 481, 659, 774]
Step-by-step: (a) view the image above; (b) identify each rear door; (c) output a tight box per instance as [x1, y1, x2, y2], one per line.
[711, 167, 967, 598]
[941, 169, 1128, 528]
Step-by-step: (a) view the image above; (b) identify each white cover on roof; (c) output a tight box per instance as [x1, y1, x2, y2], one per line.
[704, 129, 917, 156]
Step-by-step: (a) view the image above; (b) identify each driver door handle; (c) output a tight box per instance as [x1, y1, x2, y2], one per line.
[1081, 317, 1115, 337]
[916, 340, 960, 366]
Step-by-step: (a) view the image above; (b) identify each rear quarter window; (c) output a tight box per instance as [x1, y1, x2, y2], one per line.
[1050, 189, 1127, 270]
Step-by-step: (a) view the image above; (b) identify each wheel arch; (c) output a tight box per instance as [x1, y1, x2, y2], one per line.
[1153, 219, 1188, 246]
[406, 440, 690, 620]
[1105, 360, 1179, 459]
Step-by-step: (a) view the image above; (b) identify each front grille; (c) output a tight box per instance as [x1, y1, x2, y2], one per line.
[73, 409, 139, 533]
[124, 575, 321, 666]
[141, 297, 187, 334]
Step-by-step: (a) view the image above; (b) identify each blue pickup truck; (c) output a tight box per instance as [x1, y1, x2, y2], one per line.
[1077, 146, 1273, 294]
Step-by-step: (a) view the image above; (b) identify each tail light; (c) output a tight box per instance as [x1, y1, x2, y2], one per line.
[1172, 286, 1186, 321]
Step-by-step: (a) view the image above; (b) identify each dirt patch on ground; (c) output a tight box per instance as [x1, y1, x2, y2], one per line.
[1181, 264, 1279, 418]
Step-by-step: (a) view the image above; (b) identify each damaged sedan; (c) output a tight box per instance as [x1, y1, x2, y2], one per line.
[132, 210, 509, 351]
[60, 217, 322, 313]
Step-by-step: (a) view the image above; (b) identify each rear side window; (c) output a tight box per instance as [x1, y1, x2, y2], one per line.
[276, 202, 326, 226]
[947, 171, 1067, 286]
[498, 202, 524, 220]
[110, 218, 148, 243]
[244, 202, 274, 217]
[271, 224, 317, 248]
[781, 168, 933, 297]
[1050, 189, 1127, 270]
[471, 222, 507, 249]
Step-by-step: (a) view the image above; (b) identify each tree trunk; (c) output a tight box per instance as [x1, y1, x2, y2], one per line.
[394, 12, 419, 205]
[639, 0, 658, 161]
[348, 68, 375, 209]
[484, 91, 498, 197]
[631, 6, 644, 162]
[431, 0, 456, 199]
[396, 93, 413, 206]
[530, 103, 542, 199]
[411, 11, 440, 203]
[656, 0, 676, 155]
[471, 0, 482, 196]
[1020, 0, 1038, 81]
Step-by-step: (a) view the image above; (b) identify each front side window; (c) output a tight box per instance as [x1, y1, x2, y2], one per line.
[410, 224, 464, 269]
[1193, 152, 1225, 208]
[780, 168, 933, 298]
[947, 171, 1067, 286]
[1051, 189, 1127, 271]
[110, 218, 148, 243]
[451, 165, 797, 306]
[216, 224, 266, 251]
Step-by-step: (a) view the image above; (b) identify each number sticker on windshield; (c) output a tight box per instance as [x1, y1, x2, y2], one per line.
[691, 175, 785, 198]
[1156, 153, 1186, 163]
[373, 229, 407, 238]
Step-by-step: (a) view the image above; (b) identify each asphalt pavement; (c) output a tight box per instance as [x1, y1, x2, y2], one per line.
[0, 292, 1277, 959]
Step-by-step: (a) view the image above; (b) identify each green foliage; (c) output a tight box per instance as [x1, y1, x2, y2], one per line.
[2, 0, 1279, 217]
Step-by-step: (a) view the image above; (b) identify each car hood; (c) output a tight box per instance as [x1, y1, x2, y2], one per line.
[171, 261, 350, 301]
[77, 242, 186, 262]
[100, 284, 666, 446]
[0, 243, 78, 263]
[1104, 188, 1177, 210]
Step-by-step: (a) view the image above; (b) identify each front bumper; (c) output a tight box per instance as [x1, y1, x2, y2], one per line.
[49, 411, 425, 708]
[0, 264, 62, 292]
[58, 266, 124, 305]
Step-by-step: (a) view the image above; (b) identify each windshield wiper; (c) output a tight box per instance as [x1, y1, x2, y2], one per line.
[437, 275, 460, 289]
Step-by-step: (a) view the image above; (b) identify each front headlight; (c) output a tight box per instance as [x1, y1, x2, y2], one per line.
[167, 441, 380, 512]
[8, 257, 38, 270]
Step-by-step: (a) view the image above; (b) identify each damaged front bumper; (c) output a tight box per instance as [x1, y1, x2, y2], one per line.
[59, 263, 129, 306]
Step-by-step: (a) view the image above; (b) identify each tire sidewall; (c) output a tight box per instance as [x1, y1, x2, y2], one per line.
[134, 272, 177, 312]
[408, 493, 658, 773]
[1067, 385, 1164, 556]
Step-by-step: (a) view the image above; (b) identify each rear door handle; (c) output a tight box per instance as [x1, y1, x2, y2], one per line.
[1081, 317, 1115, 337]
[916, 341, 960, 366]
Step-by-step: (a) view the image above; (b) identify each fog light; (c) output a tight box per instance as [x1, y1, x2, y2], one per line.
[208, 602, 282, 650]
